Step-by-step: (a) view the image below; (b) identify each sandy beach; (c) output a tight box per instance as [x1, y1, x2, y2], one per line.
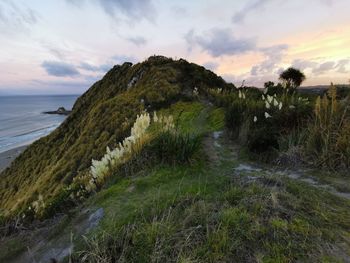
[0, 145, 27, 172]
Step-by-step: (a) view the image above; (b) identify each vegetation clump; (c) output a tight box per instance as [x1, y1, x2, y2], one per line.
[279, 67, 306, 91]
[207, 67, 350, 169]
[306, 84, 350, 168]
[208, 72, 311, 159]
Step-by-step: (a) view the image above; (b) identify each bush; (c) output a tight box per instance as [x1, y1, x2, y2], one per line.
[306, 85, 350, 169]
[222, 88, 312, 156]
[149, 131, 201, 164]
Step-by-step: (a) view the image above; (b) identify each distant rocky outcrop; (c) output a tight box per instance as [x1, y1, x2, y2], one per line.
[43, 107, 71, 115]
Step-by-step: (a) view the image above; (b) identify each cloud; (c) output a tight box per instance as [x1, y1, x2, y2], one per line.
[232, 0, 335, 24]
[292, 58, 349, 75]
[79, 62, 113, 72]
[186, 28, 288, 77]
[184, 29, 195, 52]
[250, 44, 288, 76]
[0, 0, 39, 34]
[232, 0, 271, 23]
[336, 59, 350, 73]
[111, 55, 138, 64]
[97, 0, 156, 23]
[66, 0, 156, 24]
[312, 60, 350, 75]
[29, 79, 91, 94]
[171, 6, 188, 17]
[126, 36, 147, 46]
[41, 61, 80, 77]
[47, 48, 66, 60]
[318, 0, 334, 6]
[79, 55, 140, 74]
[79, 62, 102, 72]
[65, 0, 86, 7]
[84, 74, 104, 82]
[312, 61, 336, 75]
[40, 42, 68, 60]
[292, 59, 318, 70]
[203, 62, 219, 71]
[187, 28, 256, 57]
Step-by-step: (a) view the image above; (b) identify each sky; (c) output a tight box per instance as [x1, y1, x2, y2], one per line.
[0, 0, 350, 95]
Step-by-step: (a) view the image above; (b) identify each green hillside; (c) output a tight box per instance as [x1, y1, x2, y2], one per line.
[1, 99, 349, 262]
[0, 56, 230, 217]
[1, 56, 350, 262]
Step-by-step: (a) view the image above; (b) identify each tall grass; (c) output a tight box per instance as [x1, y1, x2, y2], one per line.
[149, 131, 201, 164]
[72, 169, 350, 262]
[25, 110, 203, 219]
[306, 84, 350, 168]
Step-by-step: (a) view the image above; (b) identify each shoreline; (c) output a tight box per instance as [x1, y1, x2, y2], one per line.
[0, 145, 28, 172]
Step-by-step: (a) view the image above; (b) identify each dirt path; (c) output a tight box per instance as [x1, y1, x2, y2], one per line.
[5, 208, 104, 263]
[211, 129, 350, 200]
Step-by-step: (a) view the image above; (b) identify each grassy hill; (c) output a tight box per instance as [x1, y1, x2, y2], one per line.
[0, 56, 230, 217]
[0, 56, 349, 262]
[1, 100, 349, 262]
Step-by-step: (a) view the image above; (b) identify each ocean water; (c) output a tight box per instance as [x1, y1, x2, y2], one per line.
[0, 95, 79, 153]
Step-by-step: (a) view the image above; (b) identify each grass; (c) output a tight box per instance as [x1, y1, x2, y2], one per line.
[158, 101, 225, 135]
[306, 170, 350, 193]
[0, 237, 27, 262]
[1, 101, 349, 262]
[305, 85, 350, 169]
[70, 102, 350, 262]
[73, 156, 350, 262]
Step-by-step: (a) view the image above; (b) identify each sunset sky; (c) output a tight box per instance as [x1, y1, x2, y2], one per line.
[0, 0, 349, 94]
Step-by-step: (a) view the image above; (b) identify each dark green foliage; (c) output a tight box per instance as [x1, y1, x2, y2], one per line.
[279, 67, 306, 90]
[223, 93, 312, 155]
[148, 131, 201, 164]
[39, 187, 78, 219]
[264, 81, 285, 95]
[264, 81, 275, 90]
[247, 123, 280, 153]
[336, 85, 350, 99]
[224, 100, 247, 134]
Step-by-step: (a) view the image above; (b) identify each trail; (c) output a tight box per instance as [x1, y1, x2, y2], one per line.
[8, 208, 104, 263]
[209, 129, 350, 200]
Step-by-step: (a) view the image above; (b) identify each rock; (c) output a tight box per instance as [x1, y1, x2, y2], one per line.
[43, 107, 72, 115]
[87, 208, 104, 230]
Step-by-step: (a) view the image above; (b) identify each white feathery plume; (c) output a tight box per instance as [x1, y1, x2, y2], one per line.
[88, 111, 175, 193]
[265, 112, 272, 118]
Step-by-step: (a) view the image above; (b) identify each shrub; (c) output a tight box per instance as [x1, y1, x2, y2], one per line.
[222, 87, 312, 155]
[306, 84, 350, 168]
[149, 131, 201, 164]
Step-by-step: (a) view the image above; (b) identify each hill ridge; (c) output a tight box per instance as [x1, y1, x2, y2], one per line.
[0, 56, 230, 216]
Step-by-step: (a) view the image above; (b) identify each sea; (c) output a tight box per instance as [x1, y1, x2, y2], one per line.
[0, 95, 79, 153]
